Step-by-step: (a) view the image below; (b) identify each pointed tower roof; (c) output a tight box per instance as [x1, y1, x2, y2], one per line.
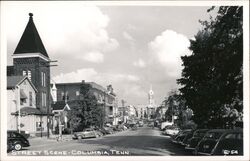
[14, 13, 49, 58]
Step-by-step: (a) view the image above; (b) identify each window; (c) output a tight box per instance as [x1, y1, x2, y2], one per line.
[61, 92, 65, 100]
[44, 92, 46, 106]
[20, 99, 24, 105]
[62, 92, 69, 101]
[41, 72, 43, 86]
[42, 92, 46, 107]
[224, 133, 237, 139]
[23, 71, 27, 76]
[36, 122, 44, 131]
[29, 92, 32, 106]
[76, 91, 79, 96]
[28, 70, 31, 80]
[43, 72, 46, 87]
[41, 72, 46, 87]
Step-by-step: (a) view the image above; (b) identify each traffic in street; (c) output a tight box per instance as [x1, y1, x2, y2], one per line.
[9, 126, 190, 156]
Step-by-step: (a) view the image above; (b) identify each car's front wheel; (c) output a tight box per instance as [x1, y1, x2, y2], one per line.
[77, 135, 82, 140]
[14, 143, 22, 151]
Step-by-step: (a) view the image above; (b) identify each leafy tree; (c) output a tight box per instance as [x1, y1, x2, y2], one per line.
[178, 6, 243, 128]
[164, 90, 191, 127]
[67, 83, 105, 131]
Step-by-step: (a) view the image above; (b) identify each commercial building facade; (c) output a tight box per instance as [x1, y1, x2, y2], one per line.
[52, 81, 119, 126]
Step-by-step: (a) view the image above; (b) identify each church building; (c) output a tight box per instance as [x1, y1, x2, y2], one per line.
[7, 13, 52, 137]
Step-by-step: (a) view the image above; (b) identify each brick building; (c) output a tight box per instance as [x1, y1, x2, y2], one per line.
[7, 13, 52, 136]
[51, 81, 118, 126]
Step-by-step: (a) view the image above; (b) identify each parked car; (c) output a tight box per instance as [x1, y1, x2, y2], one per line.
[185, 129, 209, 151]
[161, 121, 174, 130]
[163, 126, 180, 136]
[147, 122, 154, 127]
[171, 129, 192, 144]
[72, 128, 100, 139]
[103, 126, 114, 134]
[93, 127, 104, 137]
[194, 129, 243, 156]
[138, 121, 144, 127]
[180, 130, 195, 146]
[7, 130, 30, 151]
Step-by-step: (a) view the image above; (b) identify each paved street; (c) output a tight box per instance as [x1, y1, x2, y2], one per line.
[9, 127, 191, 156]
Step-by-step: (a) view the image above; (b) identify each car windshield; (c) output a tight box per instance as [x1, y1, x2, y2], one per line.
[204, 132, 223, 139]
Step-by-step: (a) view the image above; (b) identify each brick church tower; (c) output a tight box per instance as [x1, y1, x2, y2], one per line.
[12, 13, 51, 114]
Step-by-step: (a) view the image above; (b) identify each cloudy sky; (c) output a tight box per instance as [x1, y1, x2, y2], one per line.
[5, 1, 217, 106]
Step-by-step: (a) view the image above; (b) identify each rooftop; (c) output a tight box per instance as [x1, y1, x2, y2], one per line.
[14, 13, 49, 58]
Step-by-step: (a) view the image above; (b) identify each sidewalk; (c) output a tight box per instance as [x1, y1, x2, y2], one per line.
[29, 134, 73, 144]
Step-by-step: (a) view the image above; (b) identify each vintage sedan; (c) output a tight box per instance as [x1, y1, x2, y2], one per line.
[180, 130, 195, 146]
[185, 129, 209, 151]
[7, 131, 30, 151]
[171, 129, 192, 144]
[73, 128, 100, 139]
[195, 129, 243, 156]
[163, 126, 180, 136]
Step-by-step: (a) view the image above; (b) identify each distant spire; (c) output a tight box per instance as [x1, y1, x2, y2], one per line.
[14, 13, 49, 58]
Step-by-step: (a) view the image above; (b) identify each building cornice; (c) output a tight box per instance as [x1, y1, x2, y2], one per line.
[12, 52, 50, 62]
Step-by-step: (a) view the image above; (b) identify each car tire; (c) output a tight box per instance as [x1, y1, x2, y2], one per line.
[77, 135, 82, 140]
[14, 143, 22, 151]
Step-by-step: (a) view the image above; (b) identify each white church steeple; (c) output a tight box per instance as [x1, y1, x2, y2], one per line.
[148, 84, 155, 107]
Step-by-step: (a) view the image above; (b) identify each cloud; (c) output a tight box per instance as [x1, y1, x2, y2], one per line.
[148, 29, 191, 77]
[81, 51, 104, 63]
[123, 31, 135, 42]
[133, 59, 146, 68]
[123, 84, 145, 98]
[5, 2, 119, 63]
[52, 68, 144, 104]
[52, 68, 140, 84]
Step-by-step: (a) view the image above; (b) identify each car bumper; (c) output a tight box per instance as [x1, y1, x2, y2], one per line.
[185, 147, 195, 151]
[197, 152, 212, 156]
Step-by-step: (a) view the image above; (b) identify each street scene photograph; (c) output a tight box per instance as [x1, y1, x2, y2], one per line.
[1, 1, 249, 159]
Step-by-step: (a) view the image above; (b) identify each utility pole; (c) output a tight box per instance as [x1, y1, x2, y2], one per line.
[46, 60, 58, 139]
[16, 85, 21, 133]
[121, 99, 126, 123]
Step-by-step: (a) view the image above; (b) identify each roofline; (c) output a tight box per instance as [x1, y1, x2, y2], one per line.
[12, 52, 50, 62]
[16, 76, 38, 93]
[55, 82, 108, 92]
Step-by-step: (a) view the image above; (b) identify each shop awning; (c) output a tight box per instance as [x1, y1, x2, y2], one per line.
[11, 107, 51, 116]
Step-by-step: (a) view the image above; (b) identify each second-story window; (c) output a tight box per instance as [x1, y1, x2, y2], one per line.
[22, 71, 27, 76]
[27, 70, 31, 80]
[43, 72, 46, 87]
[41, 72, 43, 86]
[29, 91, 32, 106]
[41, 72, 46, 87]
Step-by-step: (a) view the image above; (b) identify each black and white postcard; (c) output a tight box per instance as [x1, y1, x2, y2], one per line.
[1, 1, 249, 161]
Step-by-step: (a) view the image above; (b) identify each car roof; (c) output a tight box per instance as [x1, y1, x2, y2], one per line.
[206, 129, 243, 133]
